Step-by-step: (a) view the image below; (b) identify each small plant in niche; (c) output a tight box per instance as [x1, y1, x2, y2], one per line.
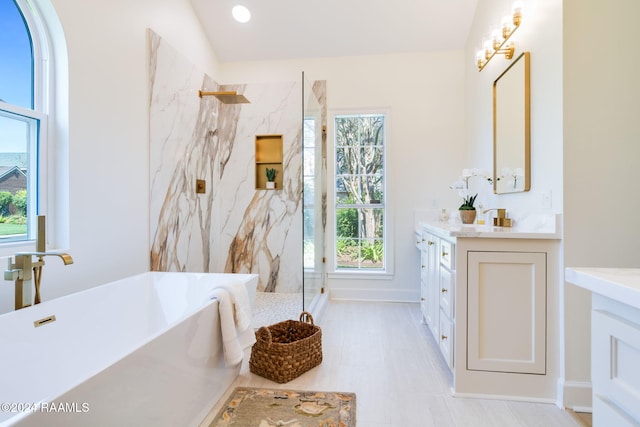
[265, 167, 277, 189]
[265, 168, 277, 182]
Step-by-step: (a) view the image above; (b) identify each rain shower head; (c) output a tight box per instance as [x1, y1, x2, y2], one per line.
[198, 90, 250, 104]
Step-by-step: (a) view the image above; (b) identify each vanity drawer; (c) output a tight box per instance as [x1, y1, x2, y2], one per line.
[440, 266, 454, 318]
[439, 309, 454, 370]
[440, 239, 454, 269]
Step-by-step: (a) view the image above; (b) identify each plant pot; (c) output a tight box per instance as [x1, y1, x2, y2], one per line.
[266, 181, 276, 189]
[459, 209, 476, 224]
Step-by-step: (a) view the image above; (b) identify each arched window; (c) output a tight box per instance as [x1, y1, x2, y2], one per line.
[0, 0, 49, 245]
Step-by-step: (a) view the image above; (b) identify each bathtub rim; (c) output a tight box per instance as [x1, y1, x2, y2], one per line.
[0, 271, 258, 425]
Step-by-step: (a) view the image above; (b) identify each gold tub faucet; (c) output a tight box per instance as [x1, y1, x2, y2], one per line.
[4, 216, 73, 310]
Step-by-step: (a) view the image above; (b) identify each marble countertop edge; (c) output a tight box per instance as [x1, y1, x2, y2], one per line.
[417, 220, 562, 240]
[565, 267, 640, 310]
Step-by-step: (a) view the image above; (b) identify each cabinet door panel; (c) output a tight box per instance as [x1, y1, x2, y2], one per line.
[467, 251, 546, 374]
[593, 309, 640, 422]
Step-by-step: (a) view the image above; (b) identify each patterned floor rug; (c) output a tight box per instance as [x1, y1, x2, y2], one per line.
[210, 387, 356, 426]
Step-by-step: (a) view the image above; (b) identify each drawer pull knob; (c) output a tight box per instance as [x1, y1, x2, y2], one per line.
[421, 297, 425, 301]
[441, 288, 447, 293]
[442, 250, 448, 257]
[428, 241, 434, 246]
[441, 335, 448, 341]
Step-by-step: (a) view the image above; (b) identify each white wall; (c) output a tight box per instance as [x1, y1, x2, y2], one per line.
[563, 0, 640, 409]
[0, 0, 220, 314]
[464, 0, 563, 216]
[220, 52, 466, 301]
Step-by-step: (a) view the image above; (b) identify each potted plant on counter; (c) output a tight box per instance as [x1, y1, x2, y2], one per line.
[265, 167, 277, 189]
[459, 193, 477, 224]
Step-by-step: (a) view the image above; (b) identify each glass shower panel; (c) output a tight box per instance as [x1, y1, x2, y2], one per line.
[302, 73, 326, 311]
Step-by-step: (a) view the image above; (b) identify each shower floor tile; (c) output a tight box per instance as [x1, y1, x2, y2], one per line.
[252, 292, 303, 329]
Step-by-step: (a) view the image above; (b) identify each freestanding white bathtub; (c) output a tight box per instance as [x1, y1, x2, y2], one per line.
[0, 271, 258, 427]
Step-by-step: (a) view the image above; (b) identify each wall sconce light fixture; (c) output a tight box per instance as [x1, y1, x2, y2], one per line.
[476, 2, 523, 71]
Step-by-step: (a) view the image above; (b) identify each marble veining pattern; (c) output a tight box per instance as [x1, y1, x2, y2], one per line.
[313, 79, 327, 241]
[147, 30, 317, 293]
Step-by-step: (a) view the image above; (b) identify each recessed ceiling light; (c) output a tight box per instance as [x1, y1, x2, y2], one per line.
[232, 5, 251, 23]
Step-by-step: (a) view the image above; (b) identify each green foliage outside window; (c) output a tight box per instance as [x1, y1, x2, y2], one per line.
[12, 190, 27, 216]
[0, 191, 28, 235]
[0, 192, 13, 216]
[334, 114, 386, 270]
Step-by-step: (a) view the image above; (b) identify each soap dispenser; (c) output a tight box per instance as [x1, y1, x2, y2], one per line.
[476, 204, 485, 225]
[440, 208, 449, 223]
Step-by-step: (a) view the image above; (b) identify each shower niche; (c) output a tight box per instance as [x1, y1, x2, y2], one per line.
[255, 134, 283, 190]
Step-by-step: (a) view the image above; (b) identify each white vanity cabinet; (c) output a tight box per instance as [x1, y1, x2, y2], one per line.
[417, 218, 562, 402]
[418, 226, 456, 370]
[566, 268, 640, 425]
[438, 238, 455, 369]
[419, 231, 439, 338]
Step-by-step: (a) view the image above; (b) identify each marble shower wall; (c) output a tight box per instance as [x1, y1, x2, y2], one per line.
[148, 30, 310, 293]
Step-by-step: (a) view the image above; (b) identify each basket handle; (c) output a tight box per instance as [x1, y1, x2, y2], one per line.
[300, 311, 314, 325]
[257, 326, 273, 346]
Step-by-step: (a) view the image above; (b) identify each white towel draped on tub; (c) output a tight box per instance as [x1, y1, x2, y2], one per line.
[211, 286, 256, 366]
[215, 280, 252, 331]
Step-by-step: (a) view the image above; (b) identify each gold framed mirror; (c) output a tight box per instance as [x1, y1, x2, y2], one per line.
[493, 51, 530, 194]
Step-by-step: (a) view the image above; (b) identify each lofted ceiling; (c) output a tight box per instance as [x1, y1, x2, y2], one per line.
[189, 0, 479, 63]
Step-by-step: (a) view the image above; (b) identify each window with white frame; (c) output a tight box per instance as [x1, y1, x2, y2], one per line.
[334, 113, 386, 270]
[0, 0, 48, 244]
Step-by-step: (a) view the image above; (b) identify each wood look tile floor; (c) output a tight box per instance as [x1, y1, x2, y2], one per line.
[201, 301, 583, 427]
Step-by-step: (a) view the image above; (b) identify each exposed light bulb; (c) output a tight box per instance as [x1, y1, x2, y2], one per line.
[476, 49, 485, 68]
[513, 1, 524, 15]
[232, 5, 251, 23]
[512, 1, 523, 26]
[483, 39, 493, 60]
[502, 16, 513, 38]
[492, 29, 503, 50]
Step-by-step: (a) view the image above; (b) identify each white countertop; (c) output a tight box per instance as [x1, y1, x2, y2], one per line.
[417, 216, 562, 240]
[565, 268, 640, 310]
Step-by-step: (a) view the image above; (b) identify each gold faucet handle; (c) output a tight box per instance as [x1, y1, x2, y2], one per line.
[4, 268, 22, 281]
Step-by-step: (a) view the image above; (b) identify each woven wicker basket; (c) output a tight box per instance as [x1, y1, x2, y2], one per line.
[249, 311, 322, 383]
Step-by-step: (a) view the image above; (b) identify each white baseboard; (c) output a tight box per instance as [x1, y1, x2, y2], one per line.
[329, 287, 419, 302]
[559, 378, 592, 411]
[452, 391, 557, 405]
[308, 292, 329, 322]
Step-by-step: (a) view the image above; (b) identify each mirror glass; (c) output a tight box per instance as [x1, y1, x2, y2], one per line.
[493, 51, 530, 194]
